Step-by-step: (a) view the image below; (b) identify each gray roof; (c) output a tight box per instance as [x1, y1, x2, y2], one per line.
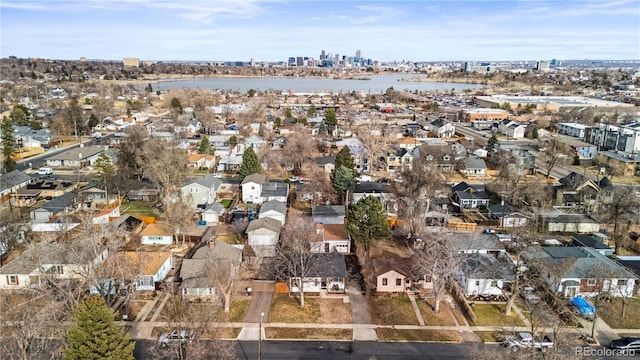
[40, 192, 76, 213]
[526, 246, 635, 279]
[462, 157, 487, 170]
[203, 202, 225, 214]
[312, 205, 346, 218]
[47, 145, 105, 161]
[459, 253, 515, 280]
[246, 217, 281, 234]
[448, 233, 506, 252]
[296, 252, 347, 278]
[259, 200, 287, 216]
[315, 156, 335, 166]
[186, 174, 222, 190]
[180, 241, 242, 289]
[0, 170, 32, 192]
[0, 242, 98, 275]
[454, 190, 490, 201]
[261, 181, 289, 198]
[241, 173, 267, 185]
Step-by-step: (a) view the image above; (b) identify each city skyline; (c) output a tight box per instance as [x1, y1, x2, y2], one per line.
[1, 0, 639, 62]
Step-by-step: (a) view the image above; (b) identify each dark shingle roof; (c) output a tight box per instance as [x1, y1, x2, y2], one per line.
[312, 205, 346, 218]
[0, 170, 32, 193]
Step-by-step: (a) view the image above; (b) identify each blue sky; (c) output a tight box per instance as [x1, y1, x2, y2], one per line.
[1, 0, 638, 62]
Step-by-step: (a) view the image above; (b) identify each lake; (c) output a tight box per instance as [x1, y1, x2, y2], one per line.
[152, 74, 486, 93]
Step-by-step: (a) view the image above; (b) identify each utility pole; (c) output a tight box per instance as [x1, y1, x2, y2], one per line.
[258, 312, 264, 360]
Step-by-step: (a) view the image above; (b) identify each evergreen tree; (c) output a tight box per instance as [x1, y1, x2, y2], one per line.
[487, 134, 498, 153]
[334, 146, 355, 173]
[64, 296, 135, 360]
[92, 153, 114, 188]
[274, 118, 282, 128]
[238, 147, 261, 183]
[330, 165, 355, 204]
[88, 113, 99, 129]
[345, 195, 391, 256]
[170, 97, 183, 114]
[1, 116, 16, 172]
[307, 104, 317, 118]
[198, 136, 211, 154]
[318, 120, 327, 136]
[9, 106, 28, 125]
[324, 108, 338, 131]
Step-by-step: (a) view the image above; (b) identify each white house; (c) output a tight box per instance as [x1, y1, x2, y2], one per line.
[241, 173, 267, 204]
[429, 118, 456, 138]
[288, 252, 347, 294]
[258, 200, 287, 226]
[181, 174, 222, 208]
[139, 223, 174, 245]
[45, 145, 106, 168]
[460, 157, 487, 177]
[201, 202, 226, 225]
[246, 217, 281, 257]
[506, 124, 526, 139]
[0, 242, 108, 289]
[455, 253, 515, 297]
[91, 251, 173, 293]
[311, 223, 351, 254]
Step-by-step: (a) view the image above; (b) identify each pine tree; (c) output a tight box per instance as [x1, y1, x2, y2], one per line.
[238, 147, 261, 183]
[1, 116, 16, 172]
[334, 146, 355, 173]
[345, 196, 391, 256]
[198, 136, 211, 154]
[330, 165, 355, 204]
[487, 134, 498, 153]
[64, 296, 135, 360]
[324, 108, 338, 131]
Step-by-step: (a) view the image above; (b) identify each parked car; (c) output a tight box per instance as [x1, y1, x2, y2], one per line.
[482, 228, 496, 234]
[610, 337, 640, 350]
[502, 332, 553, 352]
[571, 296, 595, 320]
[520, 285, 541, 304]
[355, 175, 372, 182]
[158, 330, 194, 347]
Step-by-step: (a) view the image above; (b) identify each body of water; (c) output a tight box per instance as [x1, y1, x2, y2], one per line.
[152, 74, 486, 93]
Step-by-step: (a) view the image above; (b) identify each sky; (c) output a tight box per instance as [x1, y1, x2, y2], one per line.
[1, 0, 639, 62]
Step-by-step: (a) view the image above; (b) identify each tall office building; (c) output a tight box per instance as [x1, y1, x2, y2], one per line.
[355, 50, 362, 60]
[321, 50, 326, 60]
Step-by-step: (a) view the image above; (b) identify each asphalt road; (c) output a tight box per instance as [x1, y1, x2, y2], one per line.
[133, 340, 502, 360]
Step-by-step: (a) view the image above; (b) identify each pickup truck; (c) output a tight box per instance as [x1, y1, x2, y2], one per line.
[502, 332, 553, 352]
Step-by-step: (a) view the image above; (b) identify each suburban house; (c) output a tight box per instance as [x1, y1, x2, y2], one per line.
[455, 253, 516, 298]
[29, 192, 77, 223]
[246, 217, 281, 258]
[201, 202, 226, 225]
[45, 145, 106, 168]
[312, 205, 346, 225]
[77, 184, 116, 207]
[383, 148, 413, 172]
[487, 202, 530, 228]
[0, 242, 108, 289]
[315, 156, 335, 173]
[448, 233, 508, 255]
[260, 181, 289, 204]
[187, 154, 216, 169]
[139, 223, 174, 245]
[0, 170, 32, 198]
[244, 135, 267, 150]
[128, 188, 160, 202]
[524, 246, 636, 298]
[241, 173, 267, 204]
[460, 157, 487, 177]
[572, 234, 614, 256]
[92, 251, 173, 292]
[288, 252, 347, 294]
[311, 223, 351, 254]
[180, 241, 242, 300]
[429, 118, 456, 138]
[258, 200, 287, 226]
[554, 172, 613, 212]
[451, 182, 490, 209]
[373, 256, 424, 294]
[270, 136, 287, 150]
[181, 174, 222, 208]
[335, 138, 370, 174]
[217, 155, 243, 172]
[537, 211, 600, 234]
[351, 182, 396, 216]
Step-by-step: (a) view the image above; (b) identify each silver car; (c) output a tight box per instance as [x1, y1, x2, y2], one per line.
[158, 330, 194, 347]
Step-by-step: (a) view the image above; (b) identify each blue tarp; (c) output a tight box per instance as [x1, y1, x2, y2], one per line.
[571, 297, 595, 315]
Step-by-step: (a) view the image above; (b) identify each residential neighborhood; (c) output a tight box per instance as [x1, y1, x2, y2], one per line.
[1, 54, 640, 359]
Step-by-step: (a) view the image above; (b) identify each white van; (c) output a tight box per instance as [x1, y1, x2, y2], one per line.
[38, 167, 53, 175]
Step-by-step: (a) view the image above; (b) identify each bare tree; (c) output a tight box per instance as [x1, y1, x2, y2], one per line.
[274, 214, 321, 308]
[143, 140, 188, 197]
[541, 138, 568, 179]
[161, 196, 195, 245]
[281, 126, 317, 175]
[356, 123, 395, 172]
[600, 186, 639, 255]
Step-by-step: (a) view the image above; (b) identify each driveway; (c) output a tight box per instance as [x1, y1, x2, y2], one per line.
[243, 290, 273, 323]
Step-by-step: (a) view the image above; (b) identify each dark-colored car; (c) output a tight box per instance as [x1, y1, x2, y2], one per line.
[610, 337, 640, 350]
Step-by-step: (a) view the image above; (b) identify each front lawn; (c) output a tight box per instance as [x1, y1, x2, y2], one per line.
[227, 300, 250, 322]
[368, 295, 420, 326]
[470, 303, 525, 327]
[598, 297, 640, 329]
[268, 295, 351, 324]
[266, 328, 352, 340]
[376, 329, 462, 342]
[416, 297, 458, 326]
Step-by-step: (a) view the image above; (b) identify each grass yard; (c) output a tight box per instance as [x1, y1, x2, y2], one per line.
[121, 201, 159, 217]
[268, 294, 351, 324]
[598, 297, 640, 329]
[265, 328, 352, 340]
[216, 233, 242, 244]
[227, 300, 250, 322]
[376, 329, 462, 342]
[471, 303, 525, 327]
[368, 295, 420, 326]
[416, 297, 458, 326]
[475, 331, 509, 343]
[220, 199, 233, 208]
